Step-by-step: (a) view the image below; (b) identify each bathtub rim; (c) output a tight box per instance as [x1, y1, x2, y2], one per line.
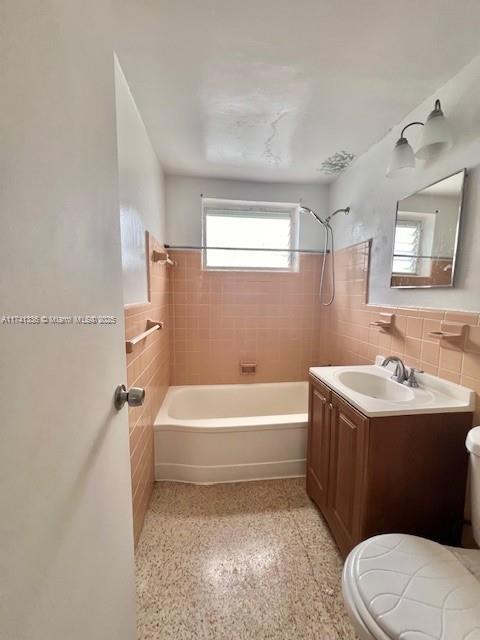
[154, 381, 309, 433]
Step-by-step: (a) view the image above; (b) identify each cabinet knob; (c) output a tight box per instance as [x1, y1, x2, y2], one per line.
[329, 402, 333, 411]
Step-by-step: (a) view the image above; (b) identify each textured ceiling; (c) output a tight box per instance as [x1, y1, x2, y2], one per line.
[113, 0, 480, 182]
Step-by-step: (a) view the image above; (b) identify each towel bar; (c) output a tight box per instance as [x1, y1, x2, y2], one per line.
[126, 320, 163, 353]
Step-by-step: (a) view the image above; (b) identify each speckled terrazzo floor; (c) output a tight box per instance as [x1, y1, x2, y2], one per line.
[135, 478, 357, 640]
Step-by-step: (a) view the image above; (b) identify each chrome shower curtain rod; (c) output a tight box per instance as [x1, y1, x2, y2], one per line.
[163, 244, 329, 254]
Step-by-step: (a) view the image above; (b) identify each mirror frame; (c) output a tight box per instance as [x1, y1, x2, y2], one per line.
[390, 168, 467, 289]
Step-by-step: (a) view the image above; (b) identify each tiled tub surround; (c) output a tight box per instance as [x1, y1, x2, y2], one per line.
[320, 241, 480, 424]
[124, 235, 171, 545]
[169, 250, 325, 385]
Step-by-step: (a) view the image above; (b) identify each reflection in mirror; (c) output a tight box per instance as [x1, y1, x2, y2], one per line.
[390, 169, 466, 288]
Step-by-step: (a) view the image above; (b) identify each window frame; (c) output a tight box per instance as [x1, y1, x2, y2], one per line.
[201, 198, 300, 272]
[392, 219, 423, 275]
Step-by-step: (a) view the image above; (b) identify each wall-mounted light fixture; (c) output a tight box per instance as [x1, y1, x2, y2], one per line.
[386, 99, 452, 178]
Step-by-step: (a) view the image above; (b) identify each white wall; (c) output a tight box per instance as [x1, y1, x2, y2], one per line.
[165, 175, 330, 251]
[115, 58, 166, 304]
[0, 3, 136, 639]
[330, 55, 480, 312]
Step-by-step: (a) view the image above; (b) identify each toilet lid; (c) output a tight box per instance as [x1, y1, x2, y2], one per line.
[345, 534, 480, 640]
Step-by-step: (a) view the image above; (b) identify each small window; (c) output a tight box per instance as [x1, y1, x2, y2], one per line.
[202, 198, 299, 271]
[392, 220, 422, 274]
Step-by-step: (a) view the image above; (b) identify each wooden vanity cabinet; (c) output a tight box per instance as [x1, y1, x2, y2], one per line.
[307, 374, 473, 557]
[307, 381, 331, 511]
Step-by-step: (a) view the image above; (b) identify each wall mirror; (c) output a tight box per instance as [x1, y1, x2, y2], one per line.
[390, 169, 466, 288]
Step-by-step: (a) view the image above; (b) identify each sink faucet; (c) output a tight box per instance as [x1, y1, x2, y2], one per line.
[381, 356, 408, 384]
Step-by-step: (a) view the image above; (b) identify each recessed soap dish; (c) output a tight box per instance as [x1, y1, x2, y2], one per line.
[240, 362, 257, 375]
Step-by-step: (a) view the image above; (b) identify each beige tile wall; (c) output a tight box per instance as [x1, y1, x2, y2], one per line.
[124, 234, 170, 546]
[321, 240, 480, 423]
[169, 250, 326, 384]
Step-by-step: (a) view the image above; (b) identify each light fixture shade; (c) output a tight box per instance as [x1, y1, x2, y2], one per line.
[415, 100, 452, 159]
[386, 137, 415, 178]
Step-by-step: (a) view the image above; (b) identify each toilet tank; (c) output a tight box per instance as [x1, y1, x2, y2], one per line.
[466, 426, 480, 546]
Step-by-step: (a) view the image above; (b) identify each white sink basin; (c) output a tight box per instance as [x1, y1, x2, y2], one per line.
[309, 357, 475, 417]
[336, 370, 415, 403]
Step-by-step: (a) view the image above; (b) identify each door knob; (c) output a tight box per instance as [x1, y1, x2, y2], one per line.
[114, 384, 145, 410]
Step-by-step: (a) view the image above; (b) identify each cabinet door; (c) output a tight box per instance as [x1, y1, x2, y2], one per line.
[328, 393, 368, 556]
[306, 379, 331, 512]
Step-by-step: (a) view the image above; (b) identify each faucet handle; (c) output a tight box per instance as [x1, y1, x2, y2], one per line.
[405, 368, 424, 387]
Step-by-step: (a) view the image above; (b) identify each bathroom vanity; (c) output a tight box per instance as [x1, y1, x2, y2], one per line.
[307, 362, 475, 557]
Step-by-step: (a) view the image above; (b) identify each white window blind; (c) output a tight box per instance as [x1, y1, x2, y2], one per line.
[202, 199, 299, 271]
[392, 220, 422, 274]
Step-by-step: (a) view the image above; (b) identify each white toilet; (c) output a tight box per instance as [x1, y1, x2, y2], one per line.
[342, 426, 480, 640]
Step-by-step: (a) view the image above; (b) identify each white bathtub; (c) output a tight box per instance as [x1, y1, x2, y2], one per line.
[154, 382, 308, 484]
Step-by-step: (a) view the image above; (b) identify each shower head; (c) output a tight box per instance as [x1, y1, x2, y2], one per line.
[324, 206, 350, 225]
[298, 205, 350, 226]
[298, 205, 326, 226]
[298, 203, 350, 306]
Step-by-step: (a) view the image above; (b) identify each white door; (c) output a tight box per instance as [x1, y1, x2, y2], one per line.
[0, 3, 136, 639]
